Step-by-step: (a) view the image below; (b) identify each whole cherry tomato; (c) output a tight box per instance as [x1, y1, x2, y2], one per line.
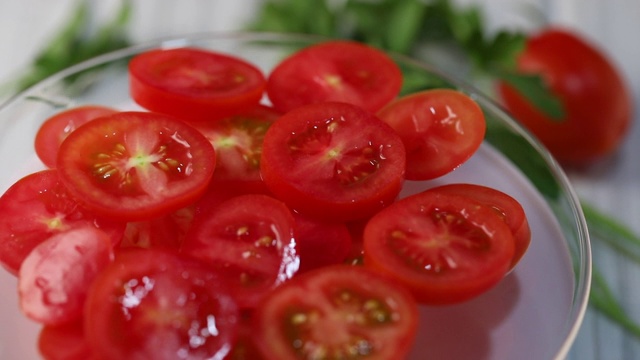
[498, 28, 633, 165]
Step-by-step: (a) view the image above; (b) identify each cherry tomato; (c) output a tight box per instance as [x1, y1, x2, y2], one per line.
[377, 89, 486, 180]
[34, 105, 118, 169]
[181, 194, 298, 309]
[38, 320, 95, 360]
[121, 206, 195, 250]
[266, 40, 402, 113]
[497, 28, 633, 165]
[129, 47, 266, 122]
[19, 227, 113, 325]
[56, 111, 216, 222]
[363, 190, 515, 305]
[252, 265, 419, 359]
[260, 101, 406, 222]
[190, 104, 280, 188]
[292, 212, 352, 274]
[426, 183, 531, 269]
[0, 169, 124, 275]
[84, 248, 239, 360]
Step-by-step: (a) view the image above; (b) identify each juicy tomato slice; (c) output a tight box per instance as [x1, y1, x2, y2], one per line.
[253, 265, 419, 359]
[56, 111, 216, 222]
[260, 101, 406, 222]
[376, 89, 486, 180]
[84, 248, 239, 360]
[181, 194, 298, 309]
[266, 40, 402, 113]
[129, 47, 266, 122]
[121, 205, 195, 250]
[363, 190, 515, 305]
[0, 169, 124, 275]
[426, 183, 531, 270]
[191, 104, 281, 187]
[35, 105, 118, 168]
[19, 227, 113, 325]
[293, 213, 352, 274]
[38, 320, 96, 360]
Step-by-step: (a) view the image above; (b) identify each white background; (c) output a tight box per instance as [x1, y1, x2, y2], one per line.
[1, 1, 640, 359]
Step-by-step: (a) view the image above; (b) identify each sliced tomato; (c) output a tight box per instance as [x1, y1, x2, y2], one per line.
[35, 105, 118, 169]
[376, 89, 486, 180]
[84, 248, 239, 360]
[129, 47, 266, 122]
[38, 320, 96, 360]
[426, 183, 531, 269]
[0, 169, 125, 275]
[191, 104, 280, 188]
[266, 40, 402, 113]
[363, 190, 515, 305]
[120, 205, 195, 250]
[260, 101, 406, 222]
[293, 212, 352, 273]
[19, 227, 113, 325]
[56, 111, 216, 222]
[181, 194, 298, 309]
[253, 265, 419, 359]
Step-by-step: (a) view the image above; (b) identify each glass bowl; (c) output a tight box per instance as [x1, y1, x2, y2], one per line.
[0, 32, 591, 360]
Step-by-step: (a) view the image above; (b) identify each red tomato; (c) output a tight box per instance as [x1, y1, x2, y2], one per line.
[363, 190, 515, 305]
[35, 105, 118, 168]
[0, 169, 124, 275]
[497, 28, 633, 165]
[292, 212, 352, 273]
[38, 320, 95, 360]
[426, 183, 531, 269]
[181, 194, 298, 309]
[19, 227, 113, 325]
[260, 101, 406, 222]
[191, 104, 280, 188]
[377, 89, 486, 180]
[121, 206, 195, 250]
[253, 265, 419, 359]
[84, 248, 239, 360]
[129, 47, 266, 122]
[56, 111, 216, 222]
[266, 40, 402, 113]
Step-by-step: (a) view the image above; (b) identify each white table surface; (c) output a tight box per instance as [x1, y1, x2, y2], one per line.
[2, 1, 640, 359]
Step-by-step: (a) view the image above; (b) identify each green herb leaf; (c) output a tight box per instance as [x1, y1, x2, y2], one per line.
[496, 71, 566, 120]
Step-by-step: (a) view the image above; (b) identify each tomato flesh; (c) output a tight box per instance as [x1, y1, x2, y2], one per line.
[56, 111, 216, 221]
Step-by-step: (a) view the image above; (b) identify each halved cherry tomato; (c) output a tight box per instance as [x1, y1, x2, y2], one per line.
[363, 190, 515, 305]
[181, 194, 298, 309]
[56, 111, 216, 222]
[19, 227, 113, 325]
[84, 248, 239, 360]
[0, 169, 124, 275]
[266, 40, 402, 113]
[190, 104, 280, 189]
[129, 47, 266, 122]
[252, 265, 419, 359]
[377, 89, 486, 180]
[34, 105, 118, 169]
[292, 212, 352, 273]
[38, 320, 95, 360]
[426, 183, 531, 269]
[497, 28, 633, 165]
[260, 101, 406, 222]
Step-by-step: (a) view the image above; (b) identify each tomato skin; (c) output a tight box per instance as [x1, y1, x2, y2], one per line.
[56, 111, 216, 222]
[18, 227, 114, 325]
[84, 248, 239, 360]
[38, 320, 96, 360]
[0, 169, 125, 275]
[181, 194, 298, 309]
[497, 28, 633, 165]
[253, 265, 419, 360]
[129, 47, 266, 122]
[363, 190, 515, 305]
[426, 183, 531, 270]
[292, 212, 352, 274]
[266, 40, 402, 113]
[377, 89, 486, 180]
[260, 101, 406, 222]
[35, 105, 118, 169]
